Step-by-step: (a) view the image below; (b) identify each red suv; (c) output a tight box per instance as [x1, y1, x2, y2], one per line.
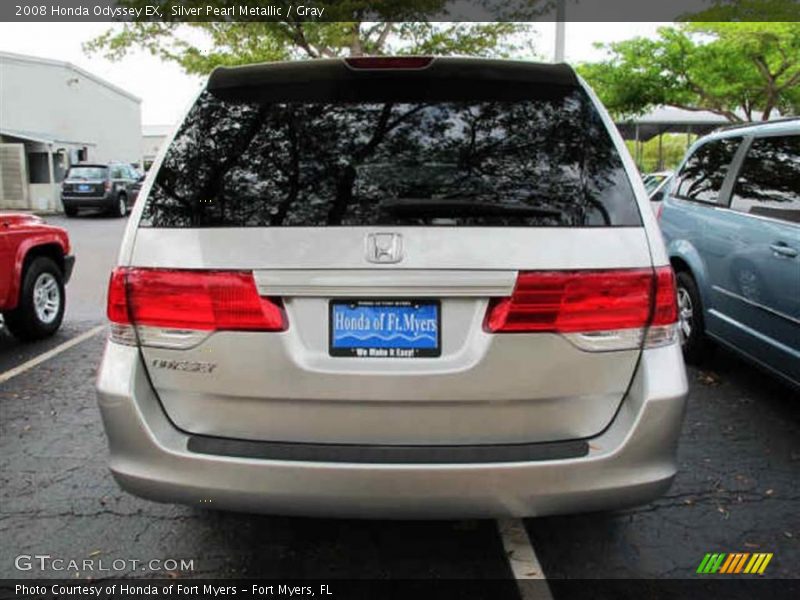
[0, 213, 74, 340]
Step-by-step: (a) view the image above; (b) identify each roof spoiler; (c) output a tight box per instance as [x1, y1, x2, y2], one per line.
[207, 57, 579, 103]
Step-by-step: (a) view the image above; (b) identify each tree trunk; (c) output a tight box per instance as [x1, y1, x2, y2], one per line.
[350, 23, 363, 57]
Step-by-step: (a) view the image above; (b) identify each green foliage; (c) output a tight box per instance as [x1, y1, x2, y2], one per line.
[685, 0, 800, 21]
[84, 1, 535, 75]
[625, 134, 698, 172]
[578, 21, 800, 122]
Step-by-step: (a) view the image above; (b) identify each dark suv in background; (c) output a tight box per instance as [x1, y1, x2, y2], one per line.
[61, 163, 143, 218]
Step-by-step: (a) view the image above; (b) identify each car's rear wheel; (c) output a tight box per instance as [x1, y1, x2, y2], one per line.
[4, 257, 65, 341]
[64, 205, 78, 218]
[112, 194, 127, 218]
[675, 270, 707, 364]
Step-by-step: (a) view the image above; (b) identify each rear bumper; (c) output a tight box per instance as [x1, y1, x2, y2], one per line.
[62, 194, 112, 209]
[96, 342, 688, 518]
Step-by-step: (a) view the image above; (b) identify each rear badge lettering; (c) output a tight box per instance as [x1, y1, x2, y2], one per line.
[151, 359, 217, 374]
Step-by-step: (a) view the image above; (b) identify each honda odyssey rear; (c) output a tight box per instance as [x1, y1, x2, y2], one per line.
[96, 57, 688, 518]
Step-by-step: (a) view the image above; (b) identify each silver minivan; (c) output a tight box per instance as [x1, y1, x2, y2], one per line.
[96, 57, 688, 518]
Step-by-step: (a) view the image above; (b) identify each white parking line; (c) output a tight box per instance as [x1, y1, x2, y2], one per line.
[0, 325, 106, 385]
[497, 518, 553, 600]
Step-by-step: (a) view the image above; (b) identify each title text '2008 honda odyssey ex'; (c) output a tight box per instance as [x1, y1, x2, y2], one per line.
[96, 57, 688, 518]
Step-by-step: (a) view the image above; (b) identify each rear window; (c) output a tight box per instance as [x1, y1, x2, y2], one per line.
[67, 166, 107, 180]
[141, 87, 641, 228]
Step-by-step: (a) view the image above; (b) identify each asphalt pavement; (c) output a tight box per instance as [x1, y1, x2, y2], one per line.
[57, 213, 127, 323]
[0, 214, 798, 592]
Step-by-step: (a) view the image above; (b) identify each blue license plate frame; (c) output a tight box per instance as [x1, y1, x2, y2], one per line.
[329, 299, 441, 358]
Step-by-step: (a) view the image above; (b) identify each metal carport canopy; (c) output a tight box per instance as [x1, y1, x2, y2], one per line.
[615, 106, 731, 141]
[0, 127, 96, 147]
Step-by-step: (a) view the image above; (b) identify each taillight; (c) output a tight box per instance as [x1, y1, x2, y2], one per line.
[107, 268, 286, 348]
[344, 56, 434, 70]
[104, 180, 112, 192]
[107, 268, 131, 324]
[651, 267, 678, 326]
[484, 267, 678, 351]
[656, 202, 665, 221]
[644, 266, 679, 348]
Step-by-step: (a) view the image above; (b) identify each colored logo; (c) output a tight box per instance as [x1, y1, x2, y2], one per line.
[697, 553, 773, 575]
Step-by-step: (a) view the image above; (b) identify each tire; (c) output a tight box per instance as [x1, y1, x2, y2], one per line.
[4, 257, 65, 341]
[111, 194, 127, 218]
[64, 205, 78, 218]
[675, 270, 708, 365]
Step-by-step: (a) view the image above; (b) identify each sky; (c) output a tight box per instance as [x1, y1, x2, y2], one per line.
[0, 22, 664, 126]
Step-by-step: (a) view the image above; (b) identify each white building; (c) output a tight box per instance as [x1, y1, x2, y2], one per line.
[0, 51, 142, 212]
[141, 124, 171, 170]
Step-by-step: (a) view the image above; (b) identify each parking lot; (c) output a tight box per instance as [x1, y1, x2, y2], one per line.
[1, 215, 798, 590]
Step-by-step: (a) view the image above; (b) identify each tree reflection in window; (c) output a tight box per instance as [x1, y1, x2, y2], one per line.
[731, 135, 800, 224]
[674, 138, 742, 204]
[142, 89, 640, 228]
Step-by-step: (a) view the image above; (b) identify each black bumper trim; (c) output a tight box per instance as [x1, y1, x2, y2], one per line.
[62, 196, 113, 209]
[187, 435, 589, 464]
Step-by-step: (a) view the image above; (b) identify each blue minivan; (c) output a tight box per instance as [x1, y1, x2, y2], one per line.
[659, 119, 799, 388]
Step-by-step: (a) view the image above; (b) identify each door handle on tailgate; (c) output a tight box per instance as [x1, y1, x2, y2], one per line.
[769, 242, 798, 258]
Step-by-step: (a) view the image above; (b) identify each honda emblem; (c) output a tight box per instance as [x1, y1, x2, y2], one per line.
[366, 233, 403, 264]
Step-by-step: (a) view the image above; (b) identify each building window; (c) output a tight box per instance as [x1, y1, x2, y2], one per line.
[28, 152, 51, 184]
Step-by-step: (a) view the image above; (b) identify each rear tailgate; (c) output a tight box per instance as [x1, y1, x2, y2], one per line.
[123, 58, 652, 446]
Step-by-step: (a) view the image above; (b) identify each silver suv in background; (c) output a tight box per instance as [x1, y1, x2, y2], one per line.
[96, 57, 687, 518]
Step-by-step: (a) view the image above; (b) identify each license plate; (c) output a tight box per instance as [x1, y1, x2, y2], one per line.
[329, 300, 441, 358]
[77, 184, 91, 192]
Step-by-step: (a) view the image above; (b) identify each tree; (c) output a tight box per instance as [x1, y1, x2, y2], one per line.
[84, 1, 537, 75]
[578, 22, 800, 122]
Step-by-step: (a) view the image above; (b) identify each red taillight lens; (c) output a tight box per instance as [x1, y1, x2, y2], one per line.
[485, 268, 675, 334]
[344, 56, 433, 70]
[656, 202, 664, 221]
[651, 266, 678, 326]
[107, 268, 131, 324]
[104, 180, 112, 192]
[106, 268, 285, 332]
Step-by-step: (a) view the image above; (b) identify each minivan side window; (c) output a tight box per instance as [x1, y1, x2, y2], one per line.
[673, 138, 742, 204]
[730, 135, 800, 224]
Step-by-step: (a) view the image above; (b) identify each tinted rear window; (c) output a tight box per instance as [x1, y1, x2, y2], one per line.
[67, 167, 107, 180]
[141, 87, 640, 228]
